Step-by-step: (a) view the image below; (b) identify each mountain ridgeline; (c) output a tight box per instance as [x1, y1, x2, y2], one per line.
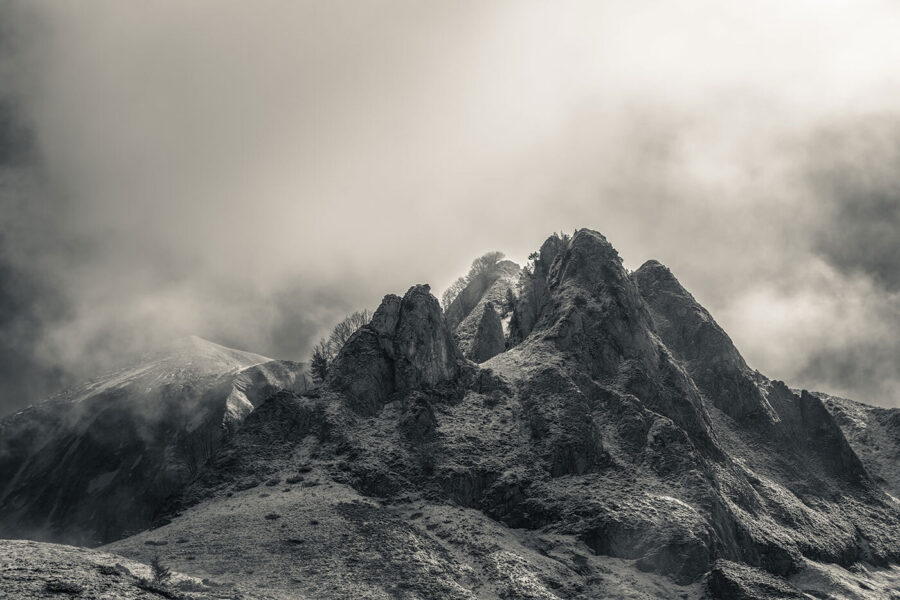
[2, 229, 899, 599]
[0, 337, 309, 545]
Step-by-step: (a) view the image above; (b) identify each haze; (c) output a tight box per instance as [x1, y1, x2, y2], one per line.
[1, 0, 899, 414]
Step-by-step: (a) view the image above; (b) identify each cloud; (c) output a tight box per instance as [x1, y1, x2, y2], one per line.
[2, 1, 900, 413]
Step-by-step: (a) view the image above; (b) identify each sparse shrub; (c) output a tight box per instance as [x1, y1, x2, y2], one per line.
[173, 579, 208, 592]
[286, 474, 304, 484]
[310, 341, 330, 384]
[97, 563, 128, 577]
[234, 478, 260, 491]
[441, 276, 468, 312]
[265, 477, 280, 486]
[136, 578, 182, 599]
[264, 512, 281, 520]
[151, 554, 172, 585]
[44, 580, 83, 594]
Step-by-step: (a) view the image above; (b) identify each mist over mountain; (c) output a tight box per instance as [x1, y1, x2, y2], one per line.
[2, 2, 900, 417]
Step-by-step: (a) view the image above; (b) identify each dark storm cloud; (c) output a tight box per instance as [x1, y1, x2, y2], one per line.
[807, 119, 900, 291]
[783, 118, 900, 402]
[2, 1, 900, 414]
[0, 237, 69, 405]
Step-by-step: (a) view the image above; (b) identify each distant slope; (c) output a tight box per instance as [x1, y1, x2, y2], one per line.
[815, 392, 900, 500]
[0, 336, 308, 546]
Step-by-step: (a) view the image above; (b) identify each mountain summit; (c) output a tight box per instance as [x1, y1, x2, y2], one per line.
[3, 230, 900, 599]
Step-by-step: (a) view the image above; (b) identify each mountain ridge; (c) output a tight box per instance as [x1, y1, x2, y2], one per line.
[100, 229, 900, 599]
[0, 335, 308, 545]
[2, 229, 899, 599]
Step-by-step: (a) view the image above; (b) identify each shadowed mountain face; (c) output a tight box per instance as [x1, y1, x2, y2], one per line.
[816, 391, 900, 500]
[0, 336, 308, 546]
[92, 229, 900, 599]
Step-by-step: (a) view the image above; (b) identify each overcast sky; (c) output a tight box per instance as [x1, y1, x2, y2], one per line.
[1, 1, 899, 414]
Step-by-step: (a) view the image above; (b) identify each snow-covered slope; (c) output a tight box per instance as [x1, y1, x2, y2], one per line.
[45, 335, 272, 406]
[0, 336, 308, 546]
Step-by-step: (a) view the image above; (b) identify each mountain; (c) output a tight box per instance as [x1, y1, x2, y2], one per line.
[816, 391, 900, 500]
[89, 230, 899, 599]
[0, 336, 308, 546]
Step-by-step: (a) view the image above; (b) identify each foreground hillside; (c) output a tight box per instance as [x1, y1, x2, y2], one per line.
[0, 336, 308, 545]
[96, 229, 900, 599]
[0, 539, 253, 599]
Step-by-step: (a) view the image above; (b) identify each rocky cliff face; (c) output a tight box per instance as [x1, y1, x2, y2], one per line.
[468, 301, 505, 363]
[326, 284, 466, 416]
[817, 391, 900, 499]
[633, 260, 776, 424]
[116, 229, 900, 599]
[0, 337, 308, 546]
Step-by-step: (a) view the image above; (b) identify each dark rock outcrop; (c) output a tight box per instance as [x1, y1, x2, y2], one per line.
[633, 259, 775, 423]
[327, 284, 465, 415]
[507, 233, 568, 346]
[468, 302, 505, 363]
[706, 560, 805, 600]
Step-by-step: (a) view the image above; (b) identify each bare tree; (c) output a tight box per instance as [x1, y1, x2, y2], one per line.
[150, 555, 171, 585]
[441, 276, 468, 312]
[328, 309, 371, 350]
[309, 309, 372, 383]
[469, 251, 505, 278]
[310, 340, 331, 383]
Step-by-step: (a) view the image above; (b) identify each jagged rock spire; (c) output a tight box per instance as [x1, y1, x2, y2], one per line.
[633, 259, 776, 423]
[327, 284, 463, 415]
[468, 301, 504, 363]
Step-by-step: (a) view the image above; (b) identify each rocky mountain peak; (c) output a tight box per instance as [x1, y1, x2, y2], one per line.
[326, 284, 464, 415]
[468, 301, 504, 363]
[519, 229, 720, 455]
[632, 259, 775, 423]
